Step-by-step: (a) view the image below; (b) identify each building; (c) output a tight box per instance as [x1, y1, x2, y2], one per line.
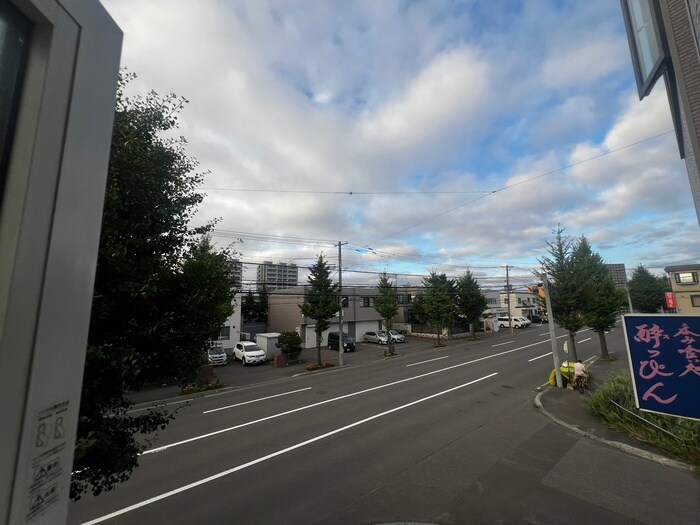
[267, 286, 384, 348]
[218, 296, 243, 355]
[228, 258, 243, 288]
[498, 291, 539, 318]
[621, 0, 700, 225]
[606, 263, 628, 288]
[256, 260, 298, 291]
[664, 263, 700, 312]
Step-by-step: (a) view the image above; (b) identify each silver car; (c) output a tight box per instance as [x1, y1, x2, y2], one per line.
[388, 330, 405, 343]
[364, 330, 389, 345]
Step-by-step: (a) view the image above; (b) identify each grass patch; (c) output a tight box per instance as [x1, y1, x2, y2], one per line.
[587, 371, 700, 467]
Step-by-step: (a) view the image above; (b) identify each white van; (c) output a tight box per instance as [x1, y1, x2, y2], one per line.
[497, 316, 525, 328]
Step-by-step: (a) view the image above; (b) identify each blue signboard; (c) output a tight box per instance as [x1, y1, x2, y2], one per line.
[622, 314, 700, 421]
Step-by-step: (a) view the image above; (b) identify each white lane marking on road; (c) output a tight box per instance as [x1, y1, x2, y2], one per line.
[127, 399, 193, 414]
[538, 332, 550, 337]
[528, 352, 552, 362]
[492, 341, 514, 347]
[203, 388, 312, 414]
[143, 336, 564, 455]
[577, 337, 591, 344]
[406, 356, 449, 367]
[82, 373, 498, 525]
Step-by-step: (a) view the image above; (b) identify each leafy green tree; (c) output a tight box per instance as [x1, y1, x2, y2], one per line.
[375, 273, 399, 356]
[455, 270, 487, 339]
[73, 73, 237, 500]
[257, 283, 269, 322]
[409, 294, 425, 324]
[422, 271, 456, 346]
[628, 265, 667, 312]
[242, 290, 257, 321]
[299, 255, 339, 366]
[539, 227, 582, 361]
[572, 237, 618, 359]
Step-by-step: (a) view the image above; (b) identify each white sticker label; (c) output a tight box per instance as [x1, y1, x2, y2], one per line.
[25, 400, 69, 522]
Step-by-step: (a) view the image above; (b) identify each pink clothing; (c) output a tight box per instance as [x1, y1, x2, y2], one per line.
[574, 362, 586, 377]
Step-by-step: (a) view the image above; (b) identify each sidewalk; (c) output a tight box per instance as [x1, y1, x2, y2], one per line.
[535, 352, 692, 471]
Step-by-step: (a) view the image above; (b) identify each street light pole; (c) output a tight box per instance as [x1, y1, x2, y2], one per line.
[505, 265, 513, 334]
[337, 241, 346, 366]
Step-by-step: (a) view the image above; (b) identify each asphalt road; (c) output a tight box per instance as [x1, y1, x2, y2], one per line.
[69, 325, 699, 524]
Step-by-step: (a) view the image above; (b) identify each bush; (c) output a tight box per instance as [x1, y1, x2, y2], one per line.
[587, 372, 700, 466]
[277, 331, 303, 362]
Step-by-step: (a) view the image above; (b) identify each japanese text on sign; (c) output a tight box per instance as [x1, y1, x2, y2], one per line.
[623, 315, 700, 421]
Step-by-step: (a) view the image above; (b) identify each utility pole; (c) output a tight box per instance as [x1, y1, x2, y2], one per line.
[543, 271, 563, 388]
[625, 283, 634, 313]
[337, 241, 347, 366]
[505, 265, 513, 334]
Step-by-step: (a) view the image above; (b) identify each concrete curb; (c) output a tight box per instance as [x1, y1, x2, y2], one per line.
[534, 388, 693, 472]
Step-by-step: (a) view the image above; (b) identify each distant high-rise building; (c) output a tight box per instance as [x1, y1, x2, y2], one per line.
[257, 261, 298, 291]
[606, 263, 628, 288]
[228, 258, 243, 288]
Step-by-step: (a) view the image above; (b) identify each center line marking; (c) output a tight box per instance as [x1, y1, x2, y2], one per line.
[492, 341, 514, 347]
[82, 373, 498, 525]
[528, 352, 552, 362]
[407, 356, 449, 367]
[577, 337, 591, 344]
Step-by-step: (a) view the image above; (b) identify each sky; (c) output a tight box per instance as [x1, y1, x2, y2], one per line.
[102, 0, 700, 292]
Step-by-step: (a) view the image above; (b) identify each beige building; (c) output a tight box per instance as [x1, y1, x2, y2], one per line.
[267, 286, 385, 348]
[664, 263, 700, 313]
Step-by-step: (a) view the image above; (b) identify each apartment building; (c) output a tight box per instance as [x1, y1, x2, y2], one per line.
[256, 260, 298, 291]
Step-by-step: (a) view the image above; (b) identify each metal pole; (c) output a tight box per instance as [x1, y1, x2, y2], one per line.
[543, 272, 563, 388]
[625, 284, 634, 313]
[338, 242, 344, 366]
[506, 265, 513, 334]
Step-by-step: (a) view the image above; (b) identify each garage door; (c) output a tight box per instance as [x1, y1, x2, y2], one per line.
[353, 320, 382, 340]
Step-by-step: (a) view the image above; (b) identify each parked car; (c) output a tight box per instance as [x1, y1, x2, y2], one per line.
[206, 344, 228, 366]
[497, 316, 526, 329]
[328, 332, 356, 352]
[364, 330, 389, 345]
[388, 329, 406, 343]
[233, 341, 266, 365]
[518, 316, 532, 327]
[529, 314, 548, 324]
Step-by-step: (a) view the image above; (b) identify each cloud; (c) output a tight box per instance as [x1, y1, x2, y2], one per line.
[101, 0, 700, 286]
[358, 47, 492, 154]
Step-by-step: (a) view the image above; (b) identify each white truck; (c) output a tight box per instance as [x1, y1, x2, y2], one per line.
[254, 332, 282, 361]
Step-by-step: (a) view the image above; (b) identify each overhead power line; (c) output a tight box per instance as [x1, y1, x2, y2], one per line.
[366, 129, 675, 244]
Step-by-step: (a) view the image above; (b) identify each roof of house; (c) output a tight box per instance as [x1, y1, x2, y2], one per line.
[664, 264, 700, 272]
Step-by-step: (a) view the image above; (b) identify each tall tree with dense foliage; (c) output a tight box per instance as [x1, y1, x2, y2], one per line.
[299, 255, 339, 366]
[572, 237, 619, 359]
[422, 271, 456, 346]
[539, 227, 583, 361]
[73, 73, 237, 500]
[375, 273, 399, 356]
[628, 265, 667, 313]
[455, 270, 488, 339]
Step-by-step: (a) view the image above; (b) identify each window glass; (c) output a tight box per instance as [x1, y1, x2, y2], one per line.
[628, 0, 662, 80]
[675, 272, 698, 284]
[0, 2, 32, 209]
